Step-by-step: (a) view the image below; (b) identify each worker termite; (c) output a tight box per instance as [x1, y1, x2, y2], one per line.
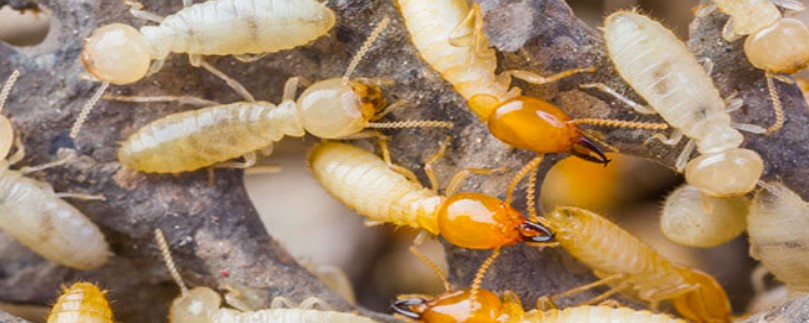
[47, 282, 114, 323]
[541, 206, 733, 323]
[0, 71, 109, 270]
[660, 183, 749, 248]
[700, 0, 809, 134]
[585, 11, 764, 198]
[154, 229, 379, 323]
[113, 17, 452, 174]
[72, 0, 337, 138]
[396, 0, 668, 167]
[748, 182, 809, 299]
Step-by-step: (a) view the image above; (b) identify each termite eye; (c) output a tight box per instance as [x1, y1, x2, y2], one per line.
[519, 221, 555, 243]
[391, 298, 426, 319]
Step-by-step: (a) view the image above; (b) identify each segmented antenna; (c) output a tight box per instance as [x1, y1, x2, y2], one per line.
[155, 228, 189, 296]
[765, 73, 785, 135]
[409, 245, 451, 292]
[568, 118, 669, 130]
[70, 82, 110, 139]
[0, 70, 21, 113]
[367, 120, 454, 129]
[506, 155, 543, 205]
[470, 248, 501, 302]
[343, 16, 391, 80]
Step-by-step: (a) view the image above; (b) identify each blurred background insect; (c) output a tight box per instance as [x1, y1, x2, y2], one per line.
[46, 282, 113, 323]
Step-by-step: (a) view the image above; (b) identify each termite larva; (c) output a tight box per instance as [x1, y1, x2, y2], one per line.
[0, 71, 109, 270]
[47, 282, 114, 323]
[701, 0, 809, 134]
[542, 206, 732, 323]
[396, 0, 668, 166]
[116, 17, 451, 174]
[154, 229, 378, 323]
[588, 10, 764, 198]
[748, 182, 809, 298]
[72, 0, 336, 138]
[660, 183, 749, 248]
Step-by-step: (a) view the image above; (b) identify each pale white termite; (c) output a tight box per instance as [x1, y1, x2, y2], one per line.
[748, 182, 809, 299]
[660, 183, 750, 248]
[72, 0, 337, 138]
[154, 229, 379, 323]
[0, 71, 109, 270]
[585, 11, 764, 198]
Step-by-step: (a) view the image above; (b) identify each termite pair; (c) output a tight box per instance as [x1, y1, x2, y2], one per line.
[0, 71, 109, 270]
[113, 16, 451, 174]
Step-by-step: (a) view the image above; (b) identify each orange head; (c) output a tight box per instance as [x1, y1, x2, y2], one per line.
[486, 96, 609, 165]
[671, 268, 732, 323]
[437, 192, 554, 249]
[392, 289, 505, 322]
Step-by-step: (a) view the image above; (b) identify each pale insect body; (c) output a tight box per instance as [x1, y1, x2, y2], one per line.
[47, 282, 114, 323]
[542, 207, 732, 323]
[748, 183, 809, 298]
[153, 229, 378, 323]
[0, 71, 109, 270]
[527, 305, 686, 323]
[660, 183, 749, 248]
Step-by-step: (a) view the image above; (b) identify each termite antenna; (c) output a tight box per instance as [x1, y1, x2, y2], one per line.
[0, 70, 21, 114]
[526, 166, 539, 222]
[342, 16, 391, 80]
[764, 73, 785, 135]
[70, 82, 110, 139]
[506, 155, 543, 205]
[568, 118, 669, 130]
[366, 120, 454, 129]
[470, 248, 500, 302]
[409, 244, 451, 292]
[155, 228, 189, 296]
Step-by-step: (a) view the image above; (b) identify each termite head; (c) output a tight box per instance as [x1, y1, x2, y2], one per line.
[685, 147, 763, 197]
[82, 23, 152, 85]
[437, 192, 554, 249]
[170, 286, 220, 323]
[392, 289, 504, 322]
[745, 18, 809, 74]
[296, 78, 382, 138]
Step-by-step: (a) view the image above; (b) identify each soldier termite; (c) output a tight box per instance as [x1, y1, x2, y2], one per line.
[748, 182, 809, 299]
[396, 0, 668, 168]
[660, 183, 750, 248]
[113, 17, 452, 174]
[72, 0, 337, 138]
[46, 282, 114, 323]
[700, 0, 809, 134]
[154, 229, 379, 323]
[585, 10, 764, 198]
[540, 207, 733, 323]
[0, 71, 109, 270]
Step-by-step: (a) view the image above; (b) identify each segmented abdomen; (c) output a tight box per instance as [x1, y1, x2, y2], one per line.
[528, 306, 686, 323]
[213, 308, 378, 323]
[0, 172, 109, 270]
[142, 0, 335, 56]
[604, 12, 729, 140]
[47, 282, 113, 323]
[397, 0, 511, 113]
[119, 101, 303, 173]
[308, 142, 443, 234]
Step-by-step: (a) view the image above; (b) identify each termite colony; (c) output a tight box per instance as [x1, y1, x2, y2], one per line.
[2, 0, 809, 322]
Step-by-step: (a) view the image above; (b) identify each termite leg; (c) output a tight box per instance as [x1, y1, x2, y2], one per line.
[194, 56, 256, 103]
[146, 59, 165, 77]
[299, 297, 331, 310]
[597, 299, 623, 308]
[409, 243, 451, 291]
[536, 296, 558, 311]
[233, 53, 269, 63]
[580, 83, 657, 115]
[582, 281, 632, 305]
[270, 297, 299, 309]
[374, 99, 407, 119]
[103, 94, 221, 107]
[258, 144, 274, 157]
[282, 77, 303, 102]
[20, 152, 76, 174]
[377, 136, 419, 182]
[675, 139, 697, 173]
[725, 94, 743, 112]
[124, 0, 164, 23]
[548, 273, 625, 303]
[771, 0, 806, 11]
[504, 66, 596, 86]
[424, 136, 451, 192]
[213, 151, 257, 169]
[55, 192, 106, 201]
[699, 58, 714, 75]
[644, 129, 683, 146]
[221, 287, 255, 312]
[448, 3, 483, 51]
[732, 122, 767, 134]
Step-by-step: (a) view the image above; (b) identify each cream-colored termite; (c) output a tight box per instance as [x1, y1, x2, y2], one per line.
[660, 183, 750, 248]
[154, 229, 379, 323]
[0, 71, 109, 270]
[72, 0, 337, 139]
[112, 17, 452, 174]
[584, 11, 764, 198]
[748, 182, 809, 299]
[47, 282, 114, 323]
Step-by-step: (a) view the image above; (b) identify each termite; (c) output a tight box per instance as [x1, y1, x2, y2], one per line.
[113, 17, 451, 174]
[699, 0, 809, 134]
[72, 0, 337, 138]
[540, 206, 733, 323]
[0, 71, 109, 270]
[396, 0, 668, 167]
[154, 229, 378, 323]
[47, 282, 114, 323]
[748, 182, 809, 299]
[585, 10, 764, 198]
[660, 183, 749, 248]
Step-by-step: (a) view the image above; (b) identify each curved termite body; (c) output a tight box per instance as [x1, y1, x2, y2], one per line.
[660, 184, 749, 248]
[748, 183, 809, 297]
[602, 11, 763, 197]
[82, 0, 335, 85]
[308, 142, 553, 250]
[47, 282, 114, 323]
[543, 207, 732, 323]
[527, 305, 686, 323]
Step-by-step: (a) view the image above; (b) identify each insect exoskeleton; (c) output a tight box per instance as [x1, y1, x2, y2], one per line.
[528, 305, 686, 323]
[307, 141, 554, 251]
[47, 282, 114, 323]
[660, 184, 750, 248]
[594, 10, 764, 197]
[748, 182, 809, 298]
[0, 71, 109, 270]
[153, 229, 378, 323]
[542, 206, 732, 323]
[397, 0, 668, 166]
